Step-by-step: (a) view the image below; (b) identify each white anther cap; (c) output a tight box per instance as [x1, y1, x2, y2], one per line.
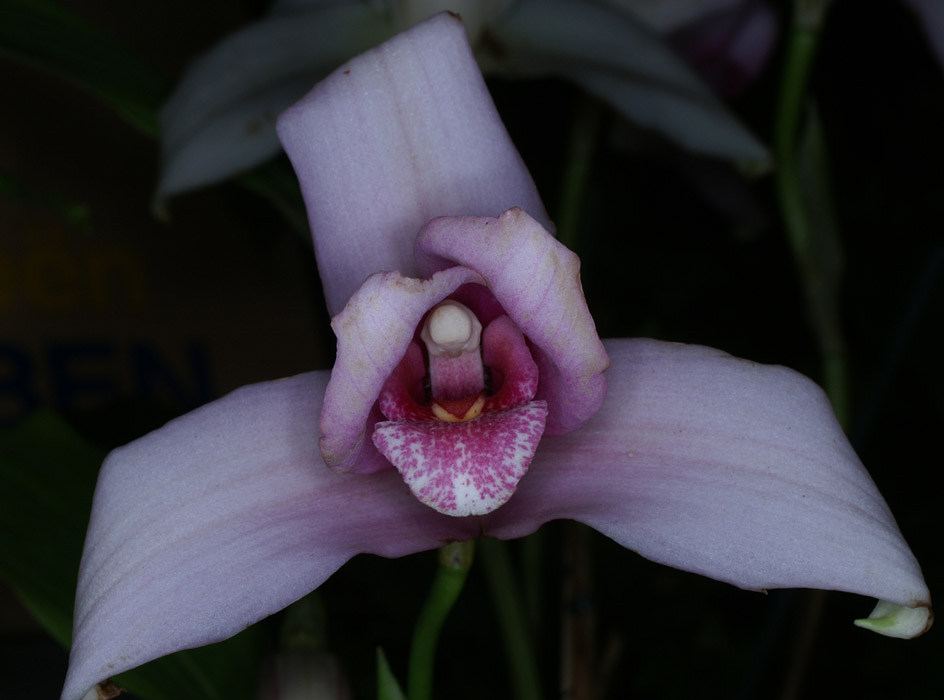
[421, 300, 482, 357]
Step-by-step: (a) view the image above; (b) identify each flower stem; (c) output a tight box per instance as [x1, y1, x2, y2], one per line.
[560, 522, 595, 700]
[407, 540, 475, 700]
[479, 538, 543, 700]
[774, 0, 848, 421]
[520, 530, 544, 638]
[556, 95, 602, 251]
[774, 0, 835, 260]
[774, 24, 818, 259]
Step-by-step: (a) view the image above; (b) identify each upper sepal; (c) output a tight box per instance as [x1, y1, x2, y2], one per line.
[277, 13, 550, 315]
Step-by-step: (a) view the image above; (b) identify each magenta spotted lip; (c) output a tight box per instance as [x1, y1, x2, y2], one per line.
[371, 294, 552, 516]
[374, 400, 549, 516]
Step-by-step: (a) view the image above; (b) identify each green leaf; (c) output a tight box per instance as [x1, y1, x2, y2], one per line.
[0, 0, 166, 135]
[377, 647, 407, 700]
[0, 413, 263, 700]
[114, 631, 263, 700]
[0, 170, 91, 229]
[0, 412, 103, 646]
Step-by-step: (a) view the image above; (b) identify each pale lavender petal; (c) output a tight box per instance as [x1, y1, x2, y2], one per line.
[373, 401, 548, 516]
[159, 3, 390, 196]
[320, 266, 483, 473]
[415, 208, 609, 435]
[484, 339, 930, 609]
[61, 373, 477, 700]
[276, 12, 550, 315]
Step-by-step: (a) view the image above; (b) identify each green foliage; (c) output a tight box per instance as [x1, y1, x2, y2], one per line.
[0, 0, 166, 135]
[0, 412, 102, 647]
[376, 647, 407, 700]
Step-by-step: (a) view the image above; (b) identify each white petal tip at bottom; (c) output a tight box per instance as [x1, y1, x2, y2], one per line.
[373, 401, 548, 516]
[854, 600, 934, 639]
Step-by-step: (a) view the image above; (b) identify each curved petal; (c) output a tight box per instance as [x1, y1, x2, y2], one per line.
[482, 0, 769, 165]
[276, 12, 550, 315]
[320, 266, 484, 472]
[484, 339, 930, 612]
[415, 208, 609, 435]
[62, 372, 478, 700]
[159, 3, 391, 196]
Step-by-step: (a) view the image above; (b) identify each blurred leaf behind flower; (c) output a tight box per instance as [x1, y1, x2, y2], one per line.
[0, 0, 167, 136]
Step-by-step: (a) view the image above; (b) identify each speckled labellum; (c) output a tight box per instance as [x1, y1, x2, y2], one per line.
[373, 294, 550, 515]
[320, 207, 609, 516]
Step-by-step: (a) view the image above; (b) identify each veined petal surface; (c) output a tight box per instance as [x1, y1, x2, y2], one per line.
[485, 338, 930, 609]
[277, 12, 549, 315]
[159, 2, 390, 196]
[62, 372, 478, 700]
[416, 208, 609, 435]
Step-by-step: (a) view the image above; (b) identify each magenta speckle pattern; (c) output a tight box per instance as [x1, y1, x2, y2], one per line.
[372, 401, 548, 516]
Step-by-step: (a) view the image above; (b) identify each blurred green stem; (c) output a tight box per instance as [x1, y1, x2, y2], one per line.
[774, 0, 835, 263]
[407, 541, 475, 700]
[774, 21, 818, 258]
[774, 0, 847, 423]
[521, 531, 544, 637]
[561, 522, 595, 700]
[556, 95, 602, 250]
[480, 538, 543, 700]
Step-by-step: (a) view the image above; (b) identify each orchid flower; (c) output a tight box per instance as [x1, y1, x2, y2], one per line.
[158, 0, 775, 197]
[62, 12, 930, 700]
